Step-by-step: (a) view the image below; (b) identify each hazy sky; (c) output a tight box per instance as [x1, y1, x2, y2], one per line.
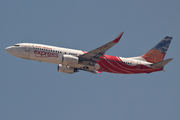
[1, 0, 180, 120]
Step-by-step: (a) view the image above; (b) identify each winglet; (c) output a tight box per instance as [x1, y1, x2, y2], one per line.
[112, 32, 124, 43]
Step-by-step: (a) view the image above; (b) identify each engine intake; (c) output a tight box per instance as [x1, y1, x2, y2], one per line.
[57, 64, 78, 74]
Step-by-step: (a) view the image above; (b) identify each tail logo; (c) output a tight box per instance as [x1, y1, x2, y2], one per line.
[142, 36, 172, 63]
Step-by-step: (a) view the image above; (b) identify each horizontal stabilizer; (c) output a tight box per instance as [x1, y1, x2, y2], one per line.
[150, 58, 173, 68]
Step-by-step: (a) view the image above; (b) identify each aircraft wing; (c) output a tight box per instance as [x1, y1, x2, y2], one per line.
[79, 32, 124, 62]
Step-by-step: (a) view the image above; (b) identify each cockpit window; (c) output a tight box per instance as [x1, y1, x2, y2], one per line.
[14, 44, 20, 47]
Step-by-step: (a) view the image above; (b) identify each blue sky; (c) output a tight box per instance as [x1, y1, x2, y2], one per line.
[1, 0, 180, 120]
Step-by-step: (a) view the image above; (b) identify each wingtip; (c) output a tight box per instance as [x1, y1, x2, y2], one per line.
[112, 31, 124, 43]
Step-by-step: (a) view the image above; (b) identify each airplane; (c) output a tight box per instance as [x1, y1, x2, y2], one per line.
[5, 32, 173, 74]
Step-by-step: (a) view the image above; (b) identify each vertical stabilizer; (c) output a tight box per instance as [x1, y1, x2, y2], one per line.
[142, 36, 172, 63]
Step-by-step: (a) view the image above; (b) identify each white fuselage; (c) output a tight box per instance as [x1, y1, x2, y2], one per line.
[5, 43, 101, 71]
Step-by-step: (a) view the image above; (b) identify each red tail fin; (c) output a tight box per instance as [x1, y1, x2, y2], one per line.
[142, 36, 172, 63]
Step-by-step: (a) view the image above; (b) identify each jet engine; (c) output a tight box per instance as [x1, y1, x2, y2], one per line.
[57, 64, 78, 74]
[62, 55, 79, 65]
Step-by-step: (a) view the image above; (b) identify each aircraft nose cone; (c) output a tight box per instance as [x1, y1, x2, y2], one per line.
[5, 46, 14, 54]
[5, 47, 11, 53]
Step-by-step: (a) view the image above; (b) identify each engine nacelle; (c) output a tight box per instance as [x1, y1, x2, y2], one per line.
[62, 55, 79, 65]
[57, 64, 78, 74]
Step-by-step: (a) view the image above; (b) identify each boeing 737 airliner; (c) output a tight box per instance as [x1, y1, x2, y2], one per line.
[5, 32, 173, 74]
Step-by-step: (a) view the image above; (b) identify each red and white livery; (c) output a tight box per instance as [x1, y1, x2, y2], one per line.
[5, 32, 173, 74]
